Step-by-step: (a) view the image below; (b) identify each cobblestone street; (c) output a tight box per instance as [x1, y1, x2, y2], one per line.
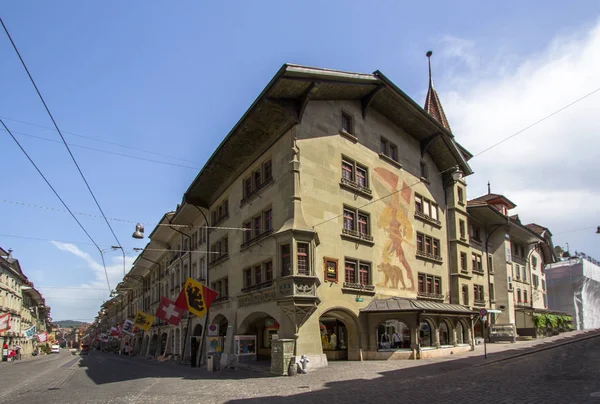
[2, 330, 599, 404]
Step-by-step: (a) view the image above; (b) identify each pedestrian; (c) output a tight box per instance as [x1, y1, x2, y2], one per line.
[392, 331, 401, 349]
[123, 342, 130, 356]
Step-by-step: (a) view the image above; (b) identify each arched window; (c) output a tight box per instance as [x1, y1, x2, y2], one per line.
[439, 321, 450, 346]
[462, 285, 469, 305]
[419, 321, 432, 347]
[376, 320, 411, 350]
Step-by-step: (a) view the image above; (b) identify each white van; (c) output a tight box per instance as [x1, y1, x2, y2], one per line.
[51, 344, 60, 354]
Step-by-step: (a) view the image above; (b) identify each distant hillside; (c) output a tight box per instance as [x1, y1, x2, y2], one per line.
[54, 320, 89, 328]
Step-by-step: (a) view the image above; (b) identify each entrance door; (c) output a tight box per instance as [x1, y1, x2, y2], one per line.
[320, 317, 348, 360]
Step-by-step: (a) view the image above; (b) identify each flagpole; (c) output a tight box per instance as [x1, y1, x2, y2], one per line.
[192, 204, 210, 367]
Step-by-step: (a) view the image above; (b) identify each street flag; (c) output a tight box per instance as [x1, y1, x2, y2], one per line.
[156, 296, 185, 326]
[133, 311, 154, 331]
[100, 333, 108, 342]
[109, 327, 119, 337]
[0, 313, 10, 333]
[37, 332, 48, 342]
[122, 319, 135, 336]
[23, 325, 36, 339]
[179, 278, 219, 319]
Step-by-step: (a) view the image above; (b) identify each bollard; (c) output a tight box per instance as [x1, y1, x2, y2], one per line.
[299, 355, 310, 374]
[288, 356, 297, 376]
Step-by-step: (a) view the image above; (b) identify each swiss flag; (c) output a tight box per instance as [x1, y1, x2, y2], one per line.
[0, 313, 10, 333]
[156, 296, 185, 326]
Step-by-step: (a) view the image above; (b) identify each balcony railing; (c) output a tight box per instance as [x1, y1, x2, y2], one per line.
[414, 211, 442, 227]
[416, 250, 443, 263]
[472, 267, 485, 275]
[340, 177, 373, 197]
[342, 282, 375, 292]
[241, 280, 274, 294]
[417, 291, 444, 301]
[209, 253, 229, 267]
[341, 228, 374, 242]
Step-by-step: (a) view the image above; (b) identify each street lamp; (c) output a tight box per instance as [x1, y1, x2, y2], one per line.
[111, 246, 126, 277]
[451, 167, 463, 182]
[132, 223, 145, 239]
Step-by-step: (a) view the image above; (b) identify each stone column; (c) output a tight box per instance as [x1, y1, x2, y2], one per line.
[432, 324, 440, 348]
[452, 327, 458, 347]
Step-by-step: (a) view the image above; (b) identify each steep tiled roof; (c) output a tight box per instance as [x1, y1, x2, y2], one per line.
[424, 51, 451, 131]
[468, 193, 517, 209]
[526, 223, 549, 236]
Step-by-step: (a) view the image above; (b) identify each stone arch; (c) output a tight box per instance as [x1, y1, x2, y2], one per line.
[319, 306, 362, 361]
[439, 319, 453, 346]
[192, 323, 203, 336]
[211, 314, 229, 337]
[149, 334, 159, 357]
[418, 318, 435, 347]
[455, 319, 469, 344]
[376, 319, 412, 350]
[238, 311, 282, 360]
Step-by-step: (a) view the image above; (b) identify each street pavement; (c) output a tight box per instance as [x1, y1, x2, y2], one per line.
[2, 330, 600, 404]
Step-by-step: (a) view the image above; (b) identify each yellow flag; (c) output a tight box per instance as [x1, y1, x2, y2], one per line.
[133, 311, 154, 331]
[182, 277, 218, 318]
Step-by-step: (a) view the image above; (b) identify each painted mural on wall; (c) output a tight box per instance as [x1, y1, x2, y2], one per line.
[373, 167, 416, 291]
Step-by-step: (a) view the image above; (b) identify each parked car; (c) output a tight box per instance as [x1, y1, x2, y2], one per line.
[51, 344, 60, 353]
[80, 344, 90, 355]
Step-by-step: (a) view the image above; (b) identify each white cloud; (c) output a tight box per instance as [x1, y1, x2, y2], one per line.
[44, 241, 136, 322]
[437, 20, 600, 255]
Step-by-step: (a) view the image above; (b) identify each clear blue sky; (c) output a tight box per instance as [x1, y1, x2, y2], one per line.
[1, 1, 598, 321]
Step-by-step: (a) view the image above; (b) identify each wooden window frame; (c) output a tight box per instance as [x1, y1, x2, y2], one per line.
[341, 111, 353, 134]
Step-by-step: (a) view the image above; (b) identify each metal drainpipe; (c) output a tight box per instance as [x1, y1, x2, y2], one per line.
[192, 204, 211, 366]
[169, 225, 193, 362]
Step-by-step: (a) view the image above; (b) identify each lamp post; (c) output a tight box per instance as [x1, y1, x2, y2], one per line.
[111, 246, 126, 278]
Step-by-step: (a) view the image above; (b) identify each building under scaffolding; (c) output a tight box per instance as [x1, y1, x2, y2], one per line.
[545, 257, 600, 330]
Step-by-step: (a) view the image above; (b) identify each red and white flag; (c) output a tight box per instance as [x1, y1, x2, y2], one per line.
[37, 332, 48, 342]
[0, 313, 10, 333]
[155, 296, 185, 326]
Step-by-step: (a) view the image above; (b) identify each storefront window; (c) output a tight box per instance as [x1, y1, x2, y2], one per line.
[456, 322, 464, 344]
[439, 321, 450, 346]
[376, 320, 411, 350]
[320, 318, 347, 351]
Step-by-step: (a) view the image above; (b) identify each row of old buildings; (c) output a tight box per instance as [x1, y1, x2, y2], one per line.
[0, 247, 51, 356]
[88, 59, 561, 369]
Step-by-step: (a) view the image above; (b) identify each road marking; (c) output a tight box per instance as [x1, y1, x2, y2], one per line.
[47, 369, 76, 390]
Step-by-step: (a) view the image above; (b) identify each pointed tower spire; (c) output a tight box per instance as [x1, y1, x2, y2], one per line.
[487, 181, 491, 194]
[424, 50, 451, 131]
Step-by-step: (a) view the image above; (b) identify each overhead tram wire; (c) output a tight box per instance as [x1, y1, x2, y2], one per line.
[1, 17, 126, 275]
[0, 115, 199, 164]
[0, 128, 200, 170]
[0, 118, 112, 292]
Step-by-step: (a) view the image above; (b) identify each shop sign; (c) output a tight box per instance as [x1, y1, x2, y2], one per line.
[324, 257, 338, 283]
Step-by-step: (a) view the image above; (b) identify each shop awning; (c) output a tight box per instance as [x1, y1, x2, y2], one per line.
[361, 297, 477, 315]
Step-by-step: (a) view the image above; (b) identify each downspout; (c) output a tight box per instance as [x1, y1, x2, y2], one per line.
[192, 204, 211, 366]
[168, 224, 193, 362]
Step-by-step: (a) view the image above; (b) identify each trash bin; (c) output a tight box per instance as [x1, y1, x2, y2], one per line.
[207, 354, 218, 372]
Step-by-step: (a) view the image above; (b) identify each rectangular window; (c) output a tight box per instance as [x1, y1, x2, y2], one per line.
[297, 243, 309, 276]
[263, 160, 272, 182]
[345, 260, 357, 284]
[506, 245, 512, 262]
[356, 166, 367, 188]
[415, 195, 422, 214]
[515, 264, 520, 279]
[263, 209, 272, 232]
[433, 239, 440, 257]
[342, 112, 352, 133]
[425, 237, 431, 254]
[542, 279, 546, 291]
[223, 278, 229, 296]
[264, 261, 273, 281]
[490, 283, 495, 301]
[254, 265, 262, 285]
[457, 187, 464, 204]
[253, 170, 261, 190]
[460, 252, 467, 272]
[417, 233, 424, 253]
[358, 213, 369, 235]
[532, 256, 538, 270]
[459, 220, 466, 239]
[533, 274, 539, 288]
[517, 289, 522, 303]
[244, 268, 252, 288]
[522, 266, 527, 282]
[359, 263, 370, 286]
[342, 160, 354, 181]
[253, 216, 262, 238]
[343, 209, 355, 230]
[434, 278, 441, 295]
[416, 232, 441, 259]
[488, 255, 493, 273]
[389, 143, 398, 161]
[281, 244, 291, 277]
[244, 177, 252, 198]
[243, 221, 251, 243]
[418, 273, 442, 296]
[420, 161, 428, 180]
[380, 137, 388, 156]
[524, 290, 528, 303]
[418, 274, 424, 292]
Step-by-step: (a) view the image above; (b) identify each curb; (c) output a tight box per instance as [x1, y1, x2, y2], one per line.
[473, 330, 600, 368]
